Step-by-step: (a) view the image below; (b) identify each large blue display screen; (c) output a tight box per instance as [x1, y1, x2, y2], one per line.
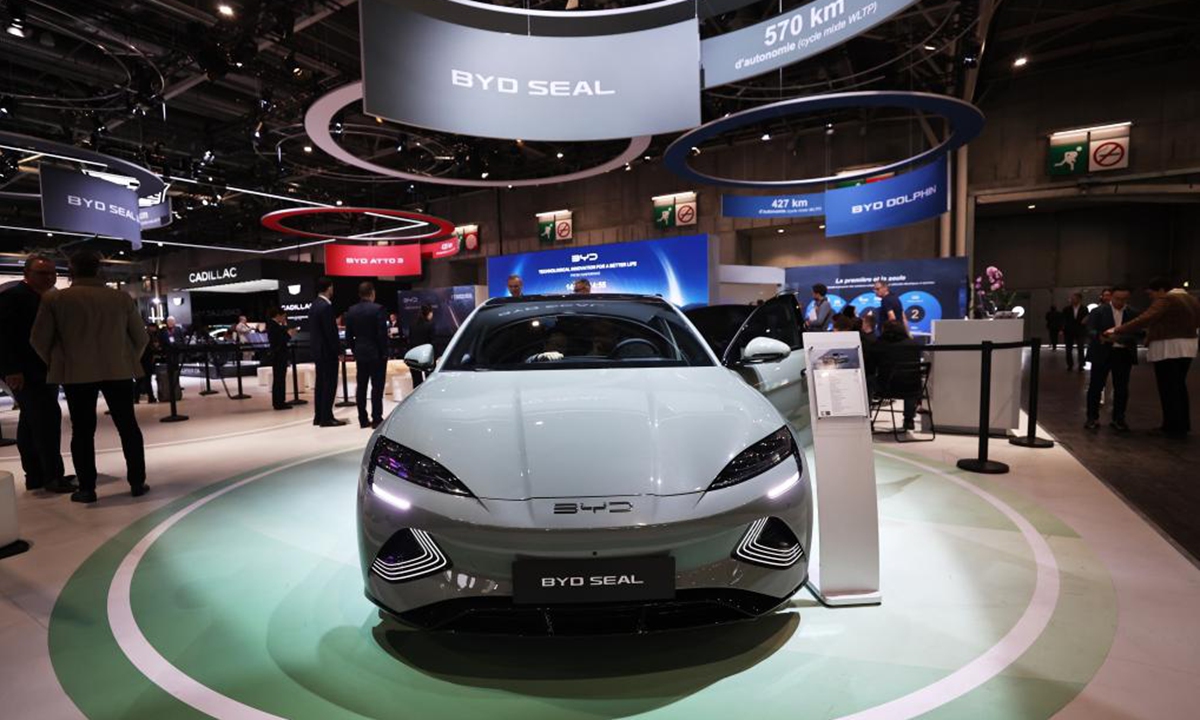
[784, 257, 968, 336]
[487, 234, 711, 307]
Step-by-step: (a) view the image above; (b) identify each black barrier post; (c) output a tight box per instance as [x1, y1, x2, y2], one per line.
[336, 351, 355, 408]
[956, 341, 1009, 474]
[199, 349, 218, 396]
[160, 347, 189, 423]
[1010, 338, 1055, 449]
[229, 344, 250, 400]
[287, 343, 307, 406]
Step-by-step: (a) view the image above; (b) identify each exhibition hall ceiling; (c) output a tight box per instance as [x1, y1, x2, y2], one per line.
[0, 0, 1196, 256]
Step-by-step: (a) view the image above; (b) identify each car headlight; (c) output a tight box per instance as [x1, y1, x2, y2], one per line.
[368, 436, 475, 498]
[708, 427, 797, 491]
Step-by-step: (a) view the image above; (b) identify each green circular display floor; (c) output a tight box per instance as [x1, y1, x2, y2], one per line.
[50, 449, 1116, 720]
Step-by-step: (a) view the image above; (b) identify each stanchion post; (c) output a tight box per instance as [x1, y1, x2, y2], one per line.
[336, 350, 355, 408]
[1010, 337, 1055, 449]
[160, 346, 189, 423]
[957, 341, 1009, 474]
[230, 344, 250, 400]
[287, 342, 307, 406]
[199, 348, 218, 396]
[0, 418, 15, 447]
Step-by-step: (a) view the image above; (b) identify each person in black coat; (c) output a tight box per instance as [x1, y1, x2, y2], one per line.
[306, 277, 346, 427]
[266, 307, 295, 411]
[1044, 304, 1062, 350]
[344, 282, 390, 428]
[1061, 293, 1089, 371]
[0, 255, 74, 493]
[1084, 286, 1141, 431]
[136, 324, 159, 403]
[407, 304, 435, 387]
[869, 320, 924, 431]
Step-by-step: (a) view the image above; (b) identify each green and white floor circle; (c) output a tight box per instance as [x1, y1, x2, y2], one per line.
[49, 449, 1117, 720]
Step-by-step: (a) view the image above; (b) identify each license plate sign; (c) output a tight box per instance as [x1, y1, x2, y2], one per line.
[512, 556, 675, 605]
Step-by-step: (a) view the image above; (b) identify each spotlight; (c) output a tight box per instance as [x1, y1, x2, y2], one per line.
[825, 123, 834, 136]
[818, 224, 825, 229]
[923, 44, 936, 51]
[335, 199, 343, 206]
[5, 1, 26, 38]
[555, 151, 564, 159]
[643, 154, 651, 161]
[690, 146, 701, 156]
[761, 133, 771, 141]
[303, 144, 313, 153]
[217, 3, 234, 18]
[284, 51, 301, 77]
[481, 171, 489, 179]
[330, 113, 344, 136]
[624, 163, 632, 171]
[0, 95, 12, 116]
[777, 228, 784, 234]
[1027, 204, 1036, 209]
[1013, 56, 1028, 68]
[202, 149, 215, 163]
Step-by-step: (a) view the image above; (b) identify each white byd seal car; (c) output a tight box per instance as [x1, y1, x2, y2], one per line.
[358, 294, 813, 633]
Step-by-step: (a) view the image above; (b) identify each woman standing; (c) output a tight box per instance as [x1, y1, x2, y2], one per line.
[1108, 278, 1200, 438]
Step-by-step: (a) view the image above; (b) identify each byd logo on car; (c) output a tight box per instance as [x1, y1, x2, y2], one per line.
[540, 574, 646, 588]
[553, 500, 633, 514]
[571, 253, 599, 263]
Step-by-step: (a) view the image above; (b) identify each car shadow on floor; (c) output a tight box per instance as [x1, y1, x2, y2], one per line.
[370, 610, 798, 703]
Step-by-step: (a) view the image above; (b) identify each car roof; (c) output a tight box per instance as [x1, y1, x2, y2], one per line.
[484, 293, 674, 308]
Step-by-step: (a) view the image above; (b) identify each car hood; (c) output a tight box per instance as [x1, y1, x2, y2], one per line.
[384, 367, 786, 500]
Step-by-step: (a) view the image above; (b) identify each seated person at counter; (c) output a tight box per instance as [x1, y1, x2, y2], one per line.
[869, 320, 924, 431]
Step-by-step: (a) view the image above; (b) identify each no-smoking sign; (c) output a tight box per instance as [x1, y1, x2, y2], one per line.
[1089, 137, 1129, 172]
[676, 201, 696, 226]
[555, 218, 573, 240]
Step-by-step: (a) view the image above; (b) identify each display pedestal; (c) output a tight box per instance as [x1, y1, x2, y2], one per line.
[803, 332, 881, 607]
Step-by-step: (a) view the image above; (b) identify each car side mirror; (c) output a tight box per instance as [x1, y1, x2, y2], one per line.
[404, 344, 436, 372]
[741, 336, 791, 364]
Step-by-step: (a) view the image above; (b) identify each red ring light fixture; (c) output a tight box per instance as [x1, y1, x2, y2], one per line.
[261, 207, 456, 243]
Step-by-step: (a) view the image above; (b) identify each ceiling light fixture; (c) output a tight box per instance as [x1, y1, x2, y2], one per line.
[481, 171, 489, 179]
[776, 228, 784, 234]
[1027, 204, 1036, 209]
[217, 4, 235, 18]
[761, 133, 771, 141]
[1013, 56, 1028, 68]
[923, 44, 936, 51]
[5, 2, 26, 38]
[556, 151, 564, 159]
[303, 144, 313, 153]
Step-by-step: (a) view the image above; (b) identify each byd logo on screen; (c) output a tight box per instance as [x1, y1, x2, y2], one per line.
[325, 244, 421, 277]
[851, 185, 939, 215]
[451, 70, 616, 97]
[67, 195, 137, 222]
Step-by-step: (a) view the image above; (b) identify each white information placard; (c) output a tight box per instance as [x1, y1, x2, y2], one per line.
[809, 345, 868, 418]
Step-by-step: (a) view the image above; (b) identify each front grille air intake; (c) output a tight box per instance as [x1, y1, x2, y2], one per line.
[372, 528, 450, 583]
[733, 517, 803, 569]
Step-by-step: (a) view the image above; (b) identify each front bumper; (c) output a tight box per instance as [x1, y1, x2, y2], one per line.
[357, 455, 812, 633]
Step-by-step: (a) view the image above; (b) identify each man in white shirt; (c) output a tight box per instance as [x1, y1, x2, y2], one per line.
[1085, 286, 1139, 431]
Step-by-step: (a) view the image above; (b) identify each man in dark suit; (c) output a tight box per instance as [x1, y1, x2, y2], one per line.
[0, 255, 74, 493]
[266, 307, 295, 411]
[344, 282, 389, 429]
[407, 304, 436, 387]
[1061, 293, 1088, 371]
[306, 277, 345, 427]
[158, 315, 187, 348]
[1084, 285, 1140, 431]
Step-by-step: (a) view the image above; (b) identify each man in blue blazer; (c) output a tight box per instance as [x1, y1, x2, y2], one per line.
[344, 281, 389, 429]
[1085, 285, 1141, 431]
[306, 277, 346, 427]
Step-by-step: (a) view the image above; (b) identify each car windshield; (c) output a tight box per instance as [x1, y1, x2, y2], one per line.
[441, 297, 714, 371]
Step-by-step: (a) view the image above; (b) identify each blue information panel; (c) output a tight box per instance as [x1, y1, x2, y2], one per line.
[785, 257, 968, 336]
[824, 158, 949, 237]
[722, 193, 825, 218]
[487, 234, 710, 307]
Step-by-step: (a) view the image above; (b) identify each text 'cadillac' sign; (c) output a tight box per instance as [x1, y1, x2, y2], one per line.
[40, 164, 142, 247]
[325, 243, 422, 277]
[360, 0, 701, 141]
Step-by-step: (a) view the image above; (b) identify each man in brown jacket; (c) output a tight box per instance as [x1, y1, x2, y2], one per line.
[1109, 277, 1200, 438]
[31, 250, 150, 503]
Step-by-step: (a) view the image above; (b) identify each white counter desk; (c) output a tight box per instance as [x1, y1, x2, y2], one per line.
[928, 318, 1024, 435]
